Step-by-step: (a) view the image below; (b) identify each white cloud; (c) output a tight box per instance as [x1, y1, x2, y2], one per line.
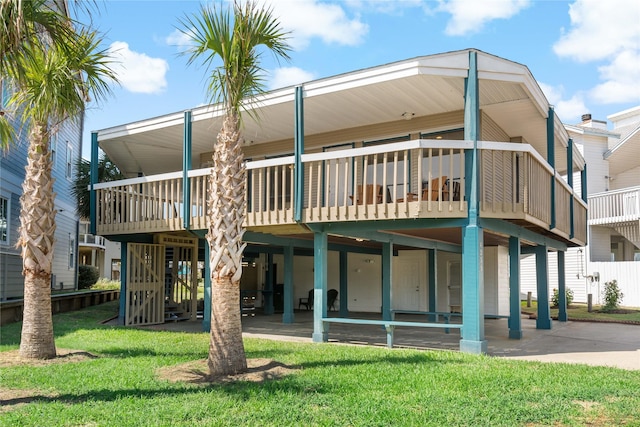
[590, 50, 640, 104]
[267, 0, 369, 50]
[165, 28, 192, 50]
[269, 67, 315, 90]
[539, 82, 588, 122]
[108, 41, 169, 94]
[438, 0, 531, 36]
[552, 0, 640, 106]
[553, 0, 640, 63]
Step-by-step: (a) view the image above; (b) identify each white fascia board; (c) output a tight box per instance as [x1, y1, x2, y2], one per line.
[97, 112, 185, 141]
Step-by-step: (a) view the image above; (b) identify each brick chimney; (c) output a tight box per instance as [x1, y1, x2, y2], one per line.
[580, 113, 607, 130]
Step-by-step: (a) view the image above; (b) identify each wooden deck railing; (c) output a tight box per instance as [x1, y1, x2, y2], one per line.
[589, 186, 640, 225]
[94, 139, 587, 245]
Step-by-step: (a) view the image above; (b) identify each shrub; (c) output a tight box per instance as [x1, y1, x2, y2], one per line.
[602, 279, 624, 312]
[91, 277, 121, 290]
[78, 265, 100, 289]
[551, 288, 574, 308]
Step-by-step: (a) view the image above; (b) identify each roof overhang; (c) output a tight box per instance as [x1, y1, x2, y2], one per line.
[96, 48, 570, 177]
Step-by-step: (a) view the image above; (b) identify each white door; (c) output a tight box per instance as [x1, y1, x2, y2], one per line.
[447, 261, 462, 313]
[392, 252, 426, 311]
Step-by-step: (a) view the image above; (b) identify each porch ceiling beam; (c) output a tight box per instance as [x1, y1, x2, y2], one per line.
[314, 218, 468, 234]
[307, 224, 461, 253]
[243, 231, 381, 254]
[479, 218, 567, 251]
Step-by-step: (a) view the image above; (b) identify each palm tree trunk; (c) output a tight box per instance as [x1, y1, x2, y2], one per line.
[18, 122, 57, 359]
[206, 113, 247, 376]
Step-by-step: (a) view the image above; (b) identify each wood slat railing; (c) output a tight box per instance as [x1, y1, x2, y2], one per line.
[94, 139, 587, 246]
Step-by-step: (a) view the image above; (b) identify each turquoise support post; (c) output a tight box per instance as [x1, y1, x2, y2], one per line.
[428, 249, 437, 322]
[339, 251, 349, 317]
[382, 242, 393, 321]
[118, 242, 127, 325]
[547, 107, 556, 230]
[567, 138, 575, 238]
[89, 132, 98, 235]
[283, 245, 295, 323]
[460, 225, 487, 353]
[581, 164, 588, 202]
[264, 253, 274, 315]
[182, 110, 192, 230]
[460, 50, 487, 354]
[203, 242, 211, 332]
[508, 236, 522, 339]
[557, 251, 568, 322]
[294, 86, 304, 222]
[313, 231, 328, 342]
[535, 245, 552, 329]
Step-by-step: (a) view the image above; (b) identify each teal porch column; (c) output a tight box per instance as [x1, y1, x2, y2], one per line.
[312, 231, 328, 342]
[282, 245, 295, 323]
[567, 138, 575, 238]
[118, 242, 127, 325]
[547, 107, 556, 230]
[557, 251, 568, 322]
[428, 249, 437, 322]
[294, 86, 304, 222]
[89, 132, 99, 235]
[382, 242, 393, 321]
[264, 253, 274, 315]
[535, 245, 552, 329]
[508, 237, 522, 339]
[460, 225, 487, 353]
[339, 251, 349, 317]
[182, 110, 192, 230]
[203, 242, 211, 332]
[460, 50, 487, 354]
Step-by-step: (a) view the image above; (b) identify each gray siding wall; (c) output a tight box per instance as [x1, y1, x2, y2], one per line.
[0, 109, 82, 299]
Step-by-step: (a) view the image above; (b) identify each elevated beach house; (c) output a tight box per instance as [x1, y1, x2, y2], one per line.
[90, 49, 587, 354]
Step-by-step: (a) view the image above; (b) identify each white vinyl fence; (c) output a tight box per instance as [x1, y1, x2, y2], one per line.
[521, 254, 640, 308]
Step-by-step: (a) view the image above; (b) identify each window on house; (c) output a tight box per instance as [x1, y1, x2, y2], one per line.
[66, 143, 73, 178]
[0, 197, 8, 244]
[51, 133, 57, 168]
[69, 234, 75, 269]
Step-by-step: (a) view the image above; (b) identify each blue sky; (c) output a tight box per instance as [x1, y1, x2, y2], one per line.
[79, 0, 640, 158]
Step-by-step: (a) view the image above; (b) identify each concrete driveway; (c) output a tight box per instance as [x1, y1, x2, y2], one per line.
[147, 312, 640, 371]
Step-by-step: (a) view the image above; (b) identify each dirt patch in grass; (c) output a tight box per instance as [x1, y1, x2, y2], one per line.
[156, 358, 300, 385]
[0, 348, 98, 368]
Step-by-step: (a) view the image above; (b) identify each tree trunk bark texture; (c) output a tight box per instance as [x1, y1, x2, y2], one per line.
[18, 122, 57, 359]
[206, 114, 247, 375]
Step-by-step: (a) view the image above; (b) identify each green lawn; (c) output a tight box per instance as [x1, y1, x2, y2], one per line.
[521, 301, 640, 323]
[1, 302, 639, 426]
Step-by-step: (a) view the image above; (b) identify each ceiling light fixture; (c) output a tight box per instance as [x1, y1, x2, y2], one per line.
[402, 112, 415, 121]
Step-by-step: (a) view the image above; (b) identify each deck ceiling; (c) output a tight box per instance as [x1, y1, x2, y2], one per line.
[98, 49, 560, 177]
[606, 125, 640, 175]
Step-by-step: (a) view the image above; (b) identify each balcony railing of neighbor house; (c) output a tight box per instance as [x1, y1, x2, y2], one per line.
[79, 233, 106, 248]
[589, 186, 640, 225]
[94, 139, 586, 244]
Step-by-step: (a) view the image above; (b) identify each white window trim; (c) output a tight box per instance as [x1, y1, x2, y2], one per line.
[0, 196, 9, 245]
[66, 142, 73, 180]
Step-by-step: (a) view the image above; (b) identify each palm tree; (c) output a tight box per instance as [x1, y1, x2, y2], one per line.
[0, 0, 81, 147]
[72, 155, 124, 220]
[1, 24, 116, 359]
[179, 0, 291, 376]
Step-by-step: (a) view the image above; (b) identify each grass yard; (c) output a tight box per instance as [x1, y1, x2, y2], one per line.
[1, 302, 639, 426]
[521, 300, 640, 323]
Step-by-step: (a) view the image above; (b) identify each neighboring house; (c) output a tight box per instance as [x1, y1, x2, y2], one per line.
[521, 106, 640, 307]
[90, 49, 588, 354]
[78, 220, 121, 280]
[0, 80, 82, 300]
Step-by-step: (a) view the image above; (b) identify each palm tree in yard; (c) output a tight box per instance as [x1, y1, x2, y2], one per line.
[179, 0, 291, 375]
[0, 8, 116, 358]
